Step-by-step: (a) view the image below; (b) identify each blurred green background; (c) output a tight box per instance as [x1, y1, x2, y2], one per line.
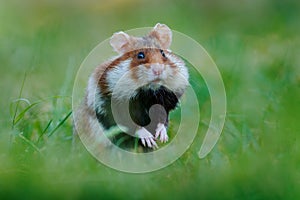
[1, 0, 300, 199]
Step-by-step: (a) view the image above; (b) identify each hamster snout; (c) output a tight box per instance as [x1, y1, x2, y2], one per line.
[151, 64, 164, 76]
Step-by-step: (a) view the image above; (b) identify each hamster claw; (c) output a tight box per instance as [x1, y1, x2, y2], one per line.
[136, 127, 158, 149]
[155, 123, 168, 143]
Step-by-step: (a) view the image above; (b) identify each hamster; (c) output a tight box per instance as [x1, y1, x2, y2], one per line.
[78, 23, 189, 149]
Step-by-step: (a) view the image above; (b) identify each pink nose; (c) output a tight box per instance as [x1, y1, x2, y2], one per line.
[152, 65, 164, 76]
[152, 68, 162, 75]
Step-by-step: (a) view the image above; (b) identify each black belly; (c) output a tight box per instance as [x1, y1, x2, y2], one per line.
[96, 85, 179, 134]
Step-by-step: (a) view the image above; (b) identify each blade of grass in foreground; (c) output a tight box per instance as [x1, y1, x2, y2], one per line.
[38, 119, 53, 142]
[47, 111, 72, 137]
[18, 132, 43, 155]
[11, 73, 27, 129]
[12, 101, 42, 126]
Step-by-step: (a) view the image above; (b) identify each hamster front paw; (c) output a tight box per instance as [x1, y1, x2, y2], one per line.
[135, 127, 158, 149]
[155, 123, 168, 143]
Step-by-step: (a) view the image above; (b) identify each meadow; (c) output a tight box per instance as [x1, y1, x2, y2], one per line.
[1, 0, 300, 199]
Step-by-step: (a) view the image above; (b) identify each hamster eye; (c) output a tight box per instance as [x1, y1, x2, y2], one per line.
[160, 49, 166, 57]
[137, 52, 145, 59]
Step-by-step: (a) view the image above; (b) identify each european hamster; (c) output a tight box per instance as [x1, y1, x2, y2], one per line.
[79, 23, 189, 149]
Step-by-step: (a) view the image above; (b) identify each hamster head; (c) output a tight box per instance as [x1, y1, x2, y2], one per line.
[107, 23, 189, 99]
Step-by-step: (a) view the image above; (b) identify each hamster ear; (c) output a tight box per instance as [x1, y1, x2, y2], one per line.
[150, 23, 172, 49]
[110, 31, 132, 54]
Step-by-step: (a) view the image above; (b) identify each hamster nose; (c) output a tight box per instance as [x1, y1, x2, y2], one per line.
[152, 65, 164, 76]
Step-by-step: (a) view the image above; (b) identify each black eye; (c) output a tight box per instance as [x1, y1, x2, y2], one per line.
[137, 52, 145, 59]
[160, 49, 166, 57]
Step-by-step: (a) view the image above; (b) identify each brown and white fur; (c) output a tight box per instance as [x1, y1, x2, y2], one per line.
[76, 23, 189, 149]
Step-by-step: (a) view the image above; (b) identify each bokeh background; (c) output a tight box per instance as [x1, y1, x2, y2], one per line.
[1, 0, 300, 199]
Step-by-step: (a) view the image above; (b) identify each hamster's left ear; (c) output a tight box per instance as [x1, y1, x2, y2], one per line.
[110, 31, 132, 54]
[149, 23, 172, 49]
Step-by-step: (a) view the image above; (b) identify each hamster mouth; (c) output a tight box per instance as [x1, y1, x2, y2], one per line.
[152, 78, 162, 83]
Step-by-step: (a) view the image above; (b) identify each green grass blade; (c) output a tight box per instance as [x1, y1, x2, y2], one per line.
[47, 111, 72, 137]
[115, 135, 130, 147]
[42, 119, 53, 135]
[12, 101, 42, 126]
[18, 133, 43, 155]
[11, 73, 27, 129]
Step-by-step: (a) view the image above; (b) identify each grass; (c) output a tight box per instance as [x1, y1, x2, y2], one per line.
[1, 0, 300, 199]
